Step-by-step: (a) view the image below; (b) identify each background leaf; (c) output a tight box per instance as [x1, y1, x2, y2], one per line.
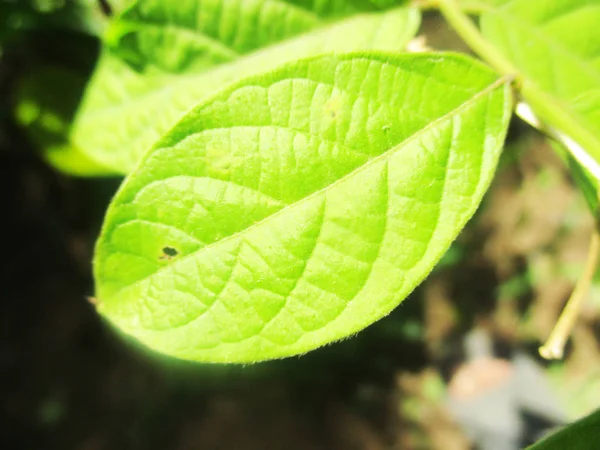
[9, 26, 108, 175]
[105, 0, 367, 73]
[94, 52, 513, 362]
[527, 408, 600, 450]
[480, 0, 600, 206]
[16, 65, 115, 175]
[69, 5, 420, 174]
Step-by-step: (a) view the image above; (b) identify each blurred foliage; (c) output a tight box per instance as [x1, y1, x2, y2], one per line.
[0, 0, 106, 47]
[0, 0, 109, 173]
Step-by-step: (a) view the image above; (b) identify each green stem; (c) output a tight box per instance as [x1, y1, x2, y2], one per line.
[520, 83, 600, 179]
[437, 0, 517, 75]
[539, 228, 600, 359]
[438, 0, 600, 359]
[438, 0, 600, 181]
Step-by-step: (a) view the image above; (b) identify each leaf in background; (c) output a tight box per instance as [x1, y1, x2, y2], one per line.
[569, 90, 600, 209]
[0, 0, 108, 39]
[481, 0, 600, 206]
[465, 0, 510, 7]
[12, 32, 112, 175]
[16, 66, 115, 175]
[527, 408, 600, 450]
[69, 6, 420, 174]
[110, 0, 136, 14]
[6, 0, 109, 176]
[94, 52, 513, 362]
[106, 0, 368, 73]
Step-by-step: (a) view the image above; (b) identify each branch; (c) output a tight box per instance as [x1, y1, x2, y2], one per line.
[539, 228, 600, 359]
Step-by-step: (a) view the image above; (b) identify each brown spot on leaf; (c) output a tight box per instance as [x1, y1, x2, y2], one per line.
[160, 246, 179, 260]
[324, 96, 343, 119]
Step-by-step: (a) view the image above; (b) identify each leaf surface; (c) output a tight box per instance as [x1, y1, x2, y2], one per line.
[94, 52, 512, 362]
[70, 6, 420, 174]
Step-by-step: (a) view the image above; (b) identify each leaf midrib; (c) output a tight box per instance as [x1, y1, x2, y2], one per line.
[126, 126, 372, 207]
[101, 74, 511, 301]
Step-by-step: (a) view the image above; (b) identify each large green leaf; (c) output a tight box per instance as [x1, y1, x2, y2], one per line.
[528, 408, 600, 450]
[93, 52, 513, 362]
[70, 6, 420, 174]
[480, 0, 600, 200]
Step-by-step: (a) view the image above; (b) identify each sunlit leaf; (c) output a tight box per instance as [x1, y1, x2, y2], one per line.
[94, 52, 512, 362]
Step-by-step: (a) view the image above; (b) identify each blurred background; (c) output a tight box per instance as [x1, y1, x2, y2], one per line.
[2, 1, 600, 449]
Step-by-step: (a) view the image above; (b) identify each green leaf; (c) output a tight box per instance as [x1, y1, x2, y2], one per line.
[106, 0, 368, 73]
[482, 0, 600, 104]
[110, 0, 136, 15]
[455, 0, 510, 9]
[70, 6, 420, 174]
[15, 67, 101, 173]
[94, 52, 513, 362]
[14, 39, 115, 176]
[527, 408, 600, 450]
[417, 0, 509, 15]
[481, 0, 600, 198]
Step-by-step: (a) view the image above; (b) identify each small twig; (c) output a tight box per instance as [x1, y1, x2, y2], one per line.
[539, 228, 600, 359]
[437, 0, 517, 76]
[98, 0, 112, 17]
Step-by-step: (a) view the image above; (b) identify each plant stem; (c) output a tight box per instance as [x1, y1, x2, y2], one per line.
[438, 0, 600, 359]
[98, 0, 112, 16]
[515, 102, 600, 182]
[539, 228, 600, 360]
[437, 0, 517, 75]
[438, 0, 600, 180]
[520, 84, 600, 180]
